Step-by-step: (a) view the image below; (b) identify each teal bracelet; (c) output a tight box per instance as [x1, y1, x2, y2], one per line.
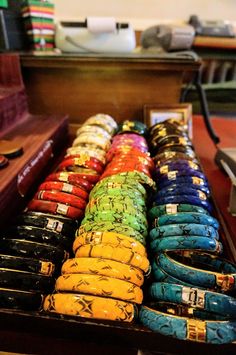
[148, 204, 209, 220]
[151, 259, 200, 288]
[139, 305, 236, 344]
[153, 212, 219, 229]
[157, 251, 236, 292]
[149, 224, 219, 241]
[150, 236, 222, 255]
[149, 282, 236, 318]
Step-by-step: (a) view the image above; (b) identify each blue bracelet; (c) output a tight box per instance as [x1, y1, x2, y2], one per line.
[157, 169, 207, 182]
[158, 176, 209, 190]
[149, 224, 219, 240]
[153, 213, 219, 229]
[152, 195, 212, 213]
[155, 182, 210, 198]
[148, 204, 209, 219]
[153, 187, 208, 201]
[156, 160, 200, 172]
[139, 305, 236, 344]
[150, 236, 222, 255]
[157, 252, 236, 292]
[149, 282, 236, 318]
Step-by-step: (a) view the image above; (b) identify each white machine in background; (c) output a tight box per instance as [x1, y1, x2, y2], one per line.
[55, 17, 136, 53]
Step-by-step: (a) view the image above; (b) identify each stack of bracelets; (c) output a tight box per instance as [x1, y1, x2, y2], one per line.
[43, 120, 155, 322]
[139, 118, 236, 344]
[0, 114, 116, 311]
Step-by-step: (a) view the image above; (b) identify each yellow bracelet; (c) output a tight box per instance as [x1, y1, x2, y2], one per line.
[61, 257, 144, 286]
[75, 244, 150, 273]
[55, 273, 143, 304]
[43, 293, 136, 322]
[73, 231, 147, 257]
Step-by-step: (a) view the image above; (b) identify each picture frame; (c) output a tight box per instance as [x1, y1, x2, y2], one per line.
[143, 103, 192, 137]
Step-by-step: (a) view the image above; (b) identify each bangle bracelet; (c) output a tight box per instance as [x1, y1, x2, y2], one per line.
[45, 172, 93, 192]
[154, 183, 210, 197]
[158, 176, 209, 190]
[35, 190, 87, 210]
[38, 181, 88, 201]
[139, 304, 236, 344]
[157, 169, 206, 182]
[3, 225, 71, 250]
[149, 223, 219, 240]
[91, 181, 147, 199]
[72, 134, 111, 150]
[151, 259, 197, 287]
[73, 231, 146, 256]
[153, 212, 219, 229]
[15, 211, 77, 238]
[149, 282, 236, 318]
[89, 194, 146, 209]
[76, 124, 112, 139]
[62, 257, 144, 286]
[153, 151, 197, 164]
[57, 156, 104, 175]
[0, 254, 55, 276]
[86, 198, 145, 215]
[88, 195, 146, 210]
[0, 269, 55, 293]
[153, 195, 212, 213]
[100, 171, 155, 188]
[66, 147, 106, 164]
[90, 186, 146, 201]
[117, 120, 148, 136]
[150, 236, 222, 255]
[148, 204, 209, 219]
[153, 187, 207, 201]
[100, 168, 151, 180]
[157, 251, 236, 292]
[28, 199, 84, 220]
[55, 273, 143, 304]
[0, 288, 43, 311]
[82, 211, 148, 237]
[79, 221, 146, 245]
[44, 293, 135, 322]
[75, 244, 150, 272]
[1, 238, 69, 264]
[157, 160, 200, 173]
[54, 169, 100, 184]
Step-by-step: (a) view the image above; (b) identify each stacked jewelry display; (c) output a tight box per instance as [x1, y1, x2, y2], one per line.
[0, 114, 115, 311]
[43, 120, 155, 322]
[139, 118, 236, 344]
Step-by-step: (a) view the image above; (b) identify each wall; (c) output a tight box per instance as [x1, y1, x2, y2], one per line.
[54, 0, 236, 29]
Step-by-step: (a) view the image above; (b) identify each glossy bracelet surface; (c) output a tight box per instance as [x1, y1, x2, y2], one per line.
[150, 236, 222, 255]
[55, 273, 143, 304]
[153, 212, 219, 229]
[62, 257, 144, 286]
[157, 252, 236, 291]
[149, 223, 219, 240]
[28, 199, 84, 219]
[38, 181, 88, 201]
[73, 231, 146, 256]
[43, 293, 135, 322]
[139, 305, 236, 344]
[148, 204, 209, 219]
[75, 244, 150, 272]
[152, 195, 212, 213]
[149, 282, 236, 317]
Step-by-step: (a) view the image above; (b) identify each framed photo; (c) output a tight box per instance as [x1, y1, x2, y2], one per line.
[143, 103, 192, 137]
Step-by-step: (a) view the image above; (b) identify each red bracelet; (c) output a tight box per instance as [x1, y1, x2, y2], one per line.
[28, 199, 84, 219]
[35, 190, 87, 210]
[57, 156, 104, 174]
[64, 154, 105, 167]
[57, 164, 101, 180]
[45, 172, 94, 190]
[38, 181, 88, 201]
